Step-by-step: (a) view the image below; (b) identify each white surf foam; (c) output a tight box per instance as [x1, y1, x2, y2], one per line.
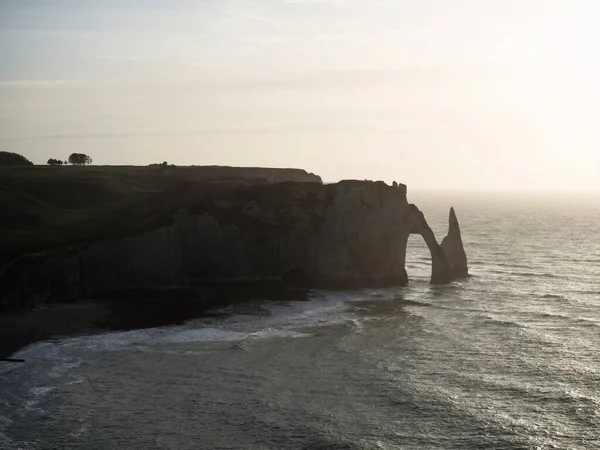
[23, 386, 55, 414]
[9, 290, 362, 360]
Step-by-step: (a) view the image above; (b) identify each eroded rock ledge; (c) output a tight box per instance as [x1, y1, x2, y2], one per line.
[1, 180, 468, 309]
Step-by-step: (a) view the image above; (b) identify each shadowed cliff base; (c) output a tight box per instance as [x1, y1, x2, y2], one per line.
[0, 284, 312, 359]
[0, 165, 468, 312]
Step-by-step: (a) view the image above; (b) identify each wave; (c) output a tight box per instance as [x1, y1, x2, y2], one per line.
[458, 374, 600, 409]
[23, 386, 55, 414]
[489, 270, 558, 279]
[529, 311, 598, 327]
[13, 325, 312, 356]
[568, 289, 600, 295]
[566, 258, 600, 264]
[468, 261, 489, 266]
[344, 318, 365, 334]
[488, 262, 537, 269]
[552, 389, 600, 407]
[0, 415, 17, 450]
[539, 293, 564, 299]
[575, 318, 600, 327]
[537, 312, 571, 320]
[483, 317, 525, 328]
[48, 358, 82, 379]
[396, 299, 433, 308]
[71, 326, 312, 351]
[12, 294, 352, 355]
[11, 341, 60, 360]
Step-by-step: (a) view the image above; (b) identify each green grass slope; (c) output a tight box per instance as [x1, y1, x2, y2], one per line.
[0, 165, 321, 259]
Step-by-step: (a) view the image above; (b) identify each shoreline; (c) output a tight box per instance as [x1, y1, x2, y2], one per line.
[0, 286, 312, 359]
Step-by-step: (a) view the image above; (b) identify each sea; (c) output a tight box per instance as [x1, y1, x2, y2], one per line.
[1, 192, 599, 450]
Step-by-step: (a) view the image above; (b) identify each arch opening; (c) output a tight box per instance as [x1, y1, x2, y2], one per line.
[406, 204, 452, 285]
[405, 234, 433, 282]
[405, 230, 452, 285]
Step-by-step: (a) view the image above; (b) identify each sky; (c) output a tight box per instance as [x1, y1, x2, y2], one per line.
[1, 0, 600, 190]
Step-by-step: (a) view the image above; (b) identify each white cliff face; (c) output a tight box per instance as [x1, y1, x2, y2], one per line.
[314, 181, 411, 285]
[170, 180, 413, 286]
[1, 180, 466, 308]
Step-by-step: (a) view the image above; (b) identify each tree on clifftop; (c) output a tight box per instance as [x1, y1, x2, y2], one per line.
[68, 153, 93, 166]
[0, 151, 33, 166]
[47, 158, 64, 166]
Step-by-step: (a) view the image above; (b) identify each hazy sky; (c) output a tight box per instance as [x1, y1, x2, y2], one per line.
[1, 0, 600, 190]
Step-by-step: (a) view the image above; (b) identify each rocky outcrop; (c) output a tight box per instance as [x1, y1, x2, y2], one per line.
[441, 207, 469, 278]
[1, 180, 467, 310]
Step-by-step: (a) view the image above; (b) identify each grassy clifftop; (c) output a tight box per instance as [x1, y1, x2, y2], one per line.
[0, 165, 321, 258]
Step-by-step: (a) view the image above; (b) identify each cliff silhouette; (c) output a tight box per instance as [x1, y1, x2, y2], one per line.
[0, 165, 467, 311]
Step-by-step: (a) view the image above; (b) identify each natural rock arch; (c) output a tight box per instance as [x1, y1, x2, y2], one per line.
[407, 205, 452, 284]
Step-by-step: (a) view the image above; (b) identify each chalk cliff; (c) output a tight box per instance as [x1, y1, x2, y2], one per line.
[1, 180, 467, 310]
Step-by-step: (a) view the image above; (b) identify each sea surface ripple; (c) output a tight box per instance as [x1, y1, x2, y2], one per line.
[1, 193, 599, 449]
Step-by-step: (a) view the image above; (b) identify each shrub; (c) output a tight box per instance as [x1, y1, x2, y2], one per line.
[0, 151, 33, 166]
[68, 153, 93, 166]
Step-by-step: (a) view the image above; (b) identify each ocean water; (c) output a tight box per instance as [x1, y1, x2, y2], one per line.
[1, 193, 599, 450]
